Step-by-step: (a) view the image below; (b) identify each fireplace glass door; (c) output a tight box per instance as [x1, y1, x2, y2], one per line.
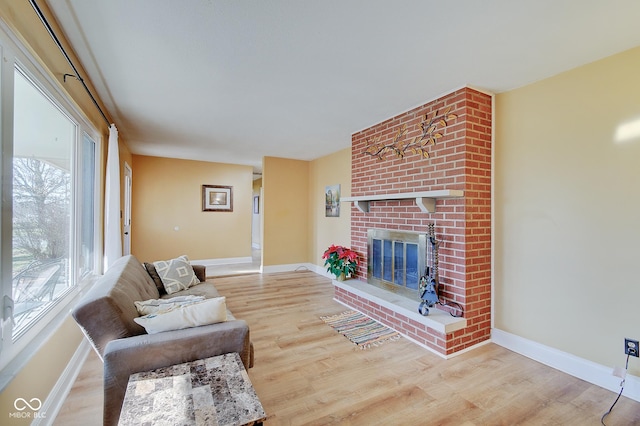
[368, 229, 426, 297]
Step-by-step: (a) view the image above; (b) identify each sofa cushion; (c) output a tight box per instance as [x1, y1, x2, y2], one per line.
[161, 280, 221, 300]
[191, 264, 207, 283]
[153, 255, 199, 295]
[72, 255, 160, 358]
[133, 297, 227, 334]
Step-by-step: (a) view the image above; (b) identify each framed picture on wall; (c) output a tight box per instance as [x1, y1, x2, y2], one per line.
[202, 185, 233, 212]
[253, 196, 260, 214]
[325, 184, 340, 217]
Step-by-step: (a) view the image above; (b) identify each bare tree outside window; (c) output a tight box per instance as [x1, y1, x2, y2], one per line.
[12, 157, 71, 333]
[13, 157, 70, 267]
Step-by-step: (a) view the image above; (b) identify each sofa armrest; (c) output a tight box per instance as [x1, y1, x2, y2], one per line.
[192, 264, 206, 282]
[102, 320, 251, 426]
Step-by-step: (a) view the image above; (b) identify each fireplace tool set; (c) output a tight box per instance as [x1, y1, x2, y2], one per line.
[418, 224, 464, 317]
[418, 224, 440, 316]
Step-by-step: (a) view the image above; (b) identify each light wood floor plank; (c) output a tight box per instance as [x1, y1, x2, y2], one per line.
[54, 271, 640, 425]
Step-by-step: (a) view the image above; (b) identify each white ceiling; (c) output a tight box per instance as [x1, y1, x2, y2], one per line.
[45, 0, 640, 172]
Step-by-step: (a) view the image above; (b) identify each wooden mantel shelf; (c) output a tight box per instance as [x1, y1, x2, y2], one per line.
[341, 189, 464, 213]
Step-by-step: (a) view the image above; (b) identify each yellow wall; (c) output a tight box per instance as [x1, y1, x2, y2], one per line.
[495, 45, 640, 375]
[131, 155, 253, 262]
[0, 319, 83, 424]
[262, 157, 309, 266]
[0, 0, 116, 417]
[308, 148, 352, 268]
[260, 150, 352, 268]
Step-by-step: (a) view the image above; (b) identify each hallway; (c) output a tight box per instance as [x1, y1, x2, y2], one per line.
[206, 249, 261, 277]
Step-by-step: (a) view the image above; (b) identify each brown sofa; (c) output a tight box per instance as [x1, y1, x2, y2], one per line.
[72, 255, 254, 426]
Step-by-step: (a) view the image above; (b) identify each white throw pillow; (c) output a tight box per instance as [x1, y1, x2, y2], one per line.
[152, 255, 200, 295]
[134, 297, 227, 334]
[134, 295, 205, 316]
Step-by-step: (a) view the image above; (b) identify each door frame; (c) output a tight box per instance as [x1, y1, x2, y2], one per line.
[123, 162, 132, 255]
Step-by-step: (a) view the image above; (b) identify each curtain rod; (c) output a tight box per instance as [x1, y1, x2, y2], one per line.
[29, 0, 111, 128]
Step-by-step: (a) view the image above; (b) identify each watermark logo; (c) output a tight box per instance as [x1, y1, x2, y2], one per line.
[14, 398, 41, 411]
[9, 397, 45, 419]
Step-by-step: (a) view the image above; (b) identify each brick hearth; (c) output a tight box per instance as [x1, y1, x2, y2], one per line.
[336, 87, 492, 356]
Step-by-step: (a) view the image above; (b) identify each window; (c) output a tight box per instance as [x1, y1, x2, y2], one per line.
[0, 23, 100, 366]
[80, 132, 97, 278]
[12, 68, 75, 336]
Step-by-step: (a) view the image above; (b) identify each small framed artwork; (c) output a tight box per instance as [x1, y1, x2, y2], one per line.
[325, 184, 340, 217]
[202, 185, 233, 212]
[253, 196, 260, 214]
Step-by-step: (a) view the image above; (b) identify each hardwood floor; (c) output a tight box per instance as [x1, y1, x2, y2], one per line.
[55, 271, 640, 425]
[54, 348, 103, 426]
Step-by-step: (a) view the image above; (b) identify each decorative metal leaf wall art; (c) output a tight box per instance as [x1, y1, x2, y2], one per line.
[364, 106, 457, 160]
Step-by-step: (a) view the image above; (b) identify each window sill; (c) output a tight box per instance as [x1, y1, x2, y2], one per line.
[0, 273, 100, 392]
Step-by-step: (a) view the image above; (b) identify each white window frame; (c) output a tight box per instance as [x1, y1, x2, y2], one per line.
[0, 19, 102, 379]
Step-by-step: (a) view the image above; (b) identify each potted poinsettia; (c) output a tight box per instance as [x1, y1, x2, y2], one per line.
[322, 244, 358, 280]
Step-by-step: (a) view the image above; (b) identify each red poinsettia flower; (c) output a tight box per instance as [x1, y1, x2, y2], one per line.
[322, 244, 359, 279]
[340, 249, 358, 263]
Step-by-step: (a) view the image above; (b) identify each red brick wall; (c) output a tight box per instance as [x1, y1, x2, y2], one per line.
[338, 87, 492, 355]
[335, 285, 449, 352]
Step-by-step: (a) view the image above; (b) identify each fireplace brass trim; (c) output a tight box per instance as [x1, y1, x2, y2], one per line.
[367, 229, 427, 298]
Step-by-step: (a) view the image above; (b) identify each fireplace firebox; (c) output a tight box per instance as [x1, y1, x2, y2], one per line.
[367, 229, 427, 299]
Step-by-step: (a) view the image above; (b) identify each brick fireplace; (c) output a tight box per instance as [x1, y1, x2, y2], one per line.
[335, 87, 492, 356]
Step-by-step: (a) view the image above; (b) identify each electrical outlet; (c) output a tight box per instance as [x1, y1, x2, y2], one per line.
[625, 338, 639, 357]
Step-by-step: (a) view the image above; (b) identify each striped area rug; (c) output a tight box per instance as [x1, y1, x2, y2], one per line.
[320, 310, 401, 349]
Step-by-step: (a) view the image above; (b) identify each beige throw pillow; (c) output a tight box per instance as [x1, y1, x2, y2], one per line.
[153, 255, 199, 295]
[133, 297, 227, 334]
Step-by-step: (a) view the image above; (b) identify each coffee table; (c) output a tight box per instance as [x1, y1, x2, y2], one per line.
[118, 352, 266, 426]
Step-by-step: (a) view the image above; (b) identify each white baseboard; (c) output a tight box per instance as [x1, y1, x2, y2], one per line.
[37, 340, 92, 426]
[262, 263, 333, 276]
[261, 263, 317, 274]
[492, 328, 639, 402]
[309, 264, 328, 276]
[191, 257, 252, 266]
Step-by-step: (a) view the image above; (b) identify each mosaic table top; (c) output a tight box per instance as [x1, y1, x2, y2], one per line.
[118, 352, 266, 426]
